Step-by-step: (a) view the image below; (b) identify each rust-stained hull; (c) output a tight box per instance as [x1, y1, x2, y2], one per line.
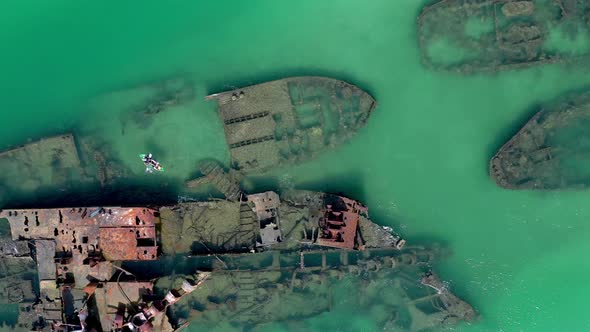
[159, 190, 405, 254]
[0, 207, 159, 330]
[0, 191, 475, 331]
[0, 207, 158, 261]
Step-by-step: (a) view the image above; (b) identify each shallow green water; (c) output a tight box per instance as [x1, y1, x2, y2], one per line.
[2, 0, 590, 331]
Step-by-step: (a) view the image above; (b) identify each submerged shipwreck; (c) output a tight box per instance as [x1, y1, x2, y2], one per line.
[0, 75, 474, 330]
[0, 190, 476, 331]
[184, 76, 376, 195]
[158, 248, 475, 331]
[0, 77, 194, 197]
[0, 135, 86, 195]
[418, 0, 590, 72]
[0, 76, 374, 199]
[113, 77, 195, 130]
[490, 91, 590, 189]
[199, 76, 375, 173]
[0, 133, 130, 196]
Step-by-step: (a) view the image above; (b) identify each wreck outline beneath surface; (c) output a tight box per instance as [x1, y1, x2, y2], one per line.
[0, 190, 477, 331]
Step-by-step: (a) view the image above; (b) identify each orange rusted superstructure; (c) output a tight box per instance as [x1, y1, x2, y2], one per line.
[0, 207, 159, 331]
[0, 207, 158, 263]
[317, 196, 366, 250]
[0, 191, 408, 330]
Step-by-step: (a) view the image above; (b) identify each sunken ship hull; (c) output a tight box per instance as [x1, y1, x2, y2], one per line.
[0, 135, 85, 195]
[0, 191, 476, 331]
[155, 247, 476, 331]
[418, 0, 590, 72]
[490, 91, 590, 189]
[0, 77, 195, 199]
[206, 76, 375, 173]
[160, 190, 406, 254]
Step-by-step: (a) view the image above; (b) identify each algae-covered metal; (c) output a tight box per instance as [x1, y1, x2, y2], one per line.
[490, 91, 590, 189]
[418, 0, 590, 72]
[185, 159, 242, 200]
[159, 190, 405, 254]
[0, 132, 133, 195]
[0, 77, 194, 194]
[0, 135, 83, 193]
[0, 239, 39, 330]
[0, 240, 36, 310]
[0, 190, 476, 331]
[0, 239, 36, 278]
[159, 247, 476, 331]
[206, 76, 375, 173]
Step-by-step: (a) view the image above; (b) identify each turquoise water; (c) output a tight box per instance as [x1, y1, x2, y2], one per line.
[3, 0, 590, 331]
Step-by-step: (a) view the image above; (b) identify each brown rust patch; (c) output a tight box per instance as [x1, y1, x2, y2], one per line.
[317, 196, 363, 250]
[0, 207, 158, 261]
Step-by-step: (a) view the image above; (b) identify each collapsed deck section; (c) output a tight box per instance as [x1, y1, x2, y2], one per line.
[418, 0, 590, 72]
[490, 92, 590, 189]
[0, 239, 36, 278]
[160, 190, 404, 254]
[94, 281, 155, 331]
[159, 200, 249, 254]
[0, 239, 41, 330]
[282, 190, 405, 250]
[185, 159, 242, 200]
[0, 240, 36, 310]
[207, 76, 375, 173]
[156, 247, 476, 330]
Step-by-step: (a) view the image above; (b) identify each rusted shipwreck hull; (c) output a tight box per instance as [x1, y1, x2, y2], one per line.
[86, 271, 210, 332]
[490, 91, 590, 189]
[0, 191, 475, 331]
[0, 205, 209, 332]
[0, 191, 403, 331]
[0, 207, 161, 331]
[418, 0, 590, 72]
[204, 76, 375, 173]
[160, 190, 405, 255]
